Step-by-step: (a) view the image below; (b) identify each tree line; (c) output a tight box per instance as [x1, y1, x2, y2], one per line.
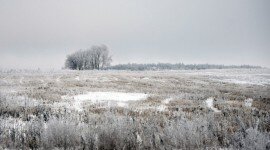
[65, 45, 261, 71]
[108, 63, 261, 71]
[65, 45, 112, 70]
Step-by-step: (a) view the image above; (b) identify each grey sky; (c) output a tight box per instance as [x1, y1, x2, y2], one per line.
[0, 0, 269, 69]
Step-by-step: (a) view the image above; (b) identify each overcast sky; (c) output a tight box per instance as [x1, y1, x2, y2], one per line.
[0, 0, 269, 69]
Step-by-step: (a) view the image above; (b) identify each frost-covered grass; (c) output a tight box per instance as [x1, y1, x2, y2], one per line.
[182, 68, 270, 86]
[0, 69, 269, 149]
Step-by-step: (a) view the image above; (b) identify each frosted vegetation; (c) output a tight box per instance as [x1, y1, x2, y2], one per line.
[0, 69, 269, 149]
[65, 45, 112, 70]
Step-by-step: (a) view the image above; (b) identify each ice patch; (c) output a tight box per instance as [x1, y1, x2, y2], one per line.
[75, 76, 80, 81]
[244, 98, 253, 107]
[205, 97, 221, 113]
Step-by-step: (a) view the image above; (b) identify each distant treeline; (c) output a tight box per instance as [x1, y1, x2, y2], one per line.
[108, 63, 261, 71]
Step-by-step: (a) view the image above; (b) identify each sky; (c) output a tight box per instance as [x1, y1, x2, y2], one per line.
[0, 0, 269, 69]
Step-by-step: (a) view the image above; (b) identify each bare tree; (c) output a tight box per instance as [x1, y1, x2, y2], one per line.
[65, 45, 112, 70]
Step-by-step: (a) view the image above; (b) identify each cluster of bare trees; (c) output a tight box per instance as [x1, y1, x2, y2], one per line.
[65, 45, 112, 70]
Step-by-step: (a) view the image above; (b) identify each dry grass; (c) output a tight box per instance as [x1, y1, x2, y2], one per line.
[0, 69, 269, 149]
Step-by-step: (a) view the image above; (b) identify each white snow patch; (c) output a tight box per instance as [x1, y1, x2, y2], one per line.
[75, 76, 80, 81]
[61, 95, 70, 100]
[56, 77, 61, 82]
[163, 98, 173, 104]
[71, 92, 148, 111]
[74, 92, 148, 102]
[117, 102, 128, 107]
[19, 77, 24, 84]
[244, 98, 253, 107]
[205, 97, 221, 113]
[136, 132, 142, 144]
[73, 99, 83, 111]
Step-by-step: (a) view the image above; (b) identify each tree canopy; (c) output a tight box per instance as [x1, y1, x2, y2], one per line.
[65, 45, 112, 70]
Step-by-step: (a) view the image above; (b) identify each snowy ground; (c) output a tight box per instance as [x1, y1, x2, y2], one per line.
[0, 68, 269, 113]
[181, 69, 270, 86]
[0, 68, 269, 149]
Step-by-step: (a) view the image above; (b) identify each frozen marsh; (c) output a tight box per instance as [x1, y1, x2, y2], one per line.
[0, 68, 269, 149]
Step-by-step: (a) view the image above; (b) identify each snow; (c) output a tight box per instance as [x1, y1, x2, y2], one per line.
[163, 98, 173, 104]
[205, 97, 221, 113]
[75, 76, 80, 81]
[19, 77, 24, 84]
[218, 78, 268, 86]
[56, 76, 61, 82]
[244, 98, 253, 107]
[70, 92, 148, 111]
[136, 132, 142, 144]
[117, 102, 128, 107]
[183, 69, 270, 86]
[157, 105, 167, 111]
[74, 92, 148, 102]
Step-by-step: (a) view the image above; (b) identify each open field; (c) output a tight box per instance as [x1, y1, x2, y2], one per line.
[0, 69, 270, 149]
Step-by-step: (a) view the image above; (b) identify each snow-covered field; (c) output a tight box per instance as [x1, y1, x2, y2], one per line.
[0, 68, 269, 149]
[1, 68, 269, 112]
[181, 69, 270, 85]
